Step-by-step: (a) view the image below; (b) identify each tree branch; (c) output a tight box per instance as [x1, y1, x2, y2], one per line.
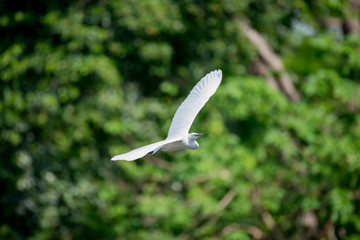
[343, 0, 360, 36]
[243, 22, 301, 102]
[178, 187, 237, 240]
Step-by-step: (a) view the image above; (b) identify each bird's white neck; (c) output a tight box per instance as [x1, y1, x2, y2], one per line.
[187, 137, 199, 150]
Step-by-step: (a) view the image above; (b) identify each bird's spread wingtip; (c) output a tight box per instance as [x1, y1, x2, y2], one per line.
[111, 156, 122, 161]
[111, 155, 135, 161]
[210, 69, 222, 79]
[217, 69, 222, 78]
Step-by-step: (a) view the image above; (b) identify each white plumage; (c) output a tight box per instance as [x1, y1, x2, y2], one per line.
[111, 69, 222, 161]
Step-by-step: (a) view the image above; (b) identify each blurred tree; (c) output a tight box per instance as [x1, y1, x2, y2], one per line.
[1, 0, 360, 239]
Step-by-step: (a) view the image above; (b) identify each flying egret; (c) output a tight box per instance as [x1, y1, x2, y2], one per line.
[111, 69, 222, 161]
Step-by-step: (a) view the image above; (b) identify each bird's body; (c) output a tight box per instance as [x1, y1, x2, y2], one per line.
[162, 139, 196, 151]
[162, 133, 203, 151]
[111, 70, 222, 161]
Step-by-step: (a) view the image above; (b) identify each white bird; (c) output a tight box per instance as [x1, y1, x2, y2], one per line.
[111, 69, 222, 161]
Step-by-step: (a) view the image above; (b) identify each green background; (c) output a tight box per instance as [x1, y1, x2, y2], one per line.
[1, 0, 360, 239]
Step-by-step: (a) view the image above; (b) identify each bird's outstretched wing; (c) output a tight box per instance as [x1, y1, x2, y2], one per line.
[166, 70, 222, 139]
[111, 138, 180, 161]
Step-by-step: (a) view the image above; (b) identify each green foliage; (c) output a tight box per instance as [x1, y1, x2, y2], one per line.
[1, 0, 360, 239]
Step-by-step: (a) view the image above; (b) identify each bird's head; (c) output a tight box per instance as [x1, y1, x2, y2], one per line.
[189, 132, 207, 140]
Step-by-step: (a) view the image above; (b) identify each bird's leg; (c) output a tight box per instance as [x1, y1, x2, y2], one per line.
[147, 146, 162, 155]
[151, 146, 162, 155]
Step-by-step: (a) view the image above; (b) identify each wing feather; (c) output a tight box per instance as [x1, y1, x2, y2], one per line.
[166, 70, 222, 139]
[111, 138, 180, 161]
